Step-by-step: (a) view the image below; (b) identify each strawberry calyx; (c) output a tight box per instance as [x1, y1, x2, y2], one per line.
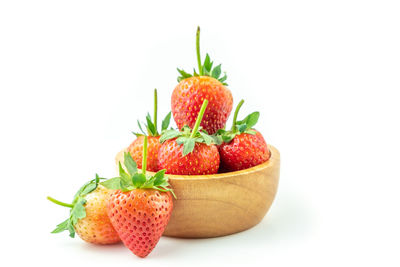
[102, 136, 176, 198]
[177, 26, 228, 85]
[133, 89, 172, 137]
[47, 174, 105, 238]
[218, 99, 260, 143]
[160, 99, 222, 156]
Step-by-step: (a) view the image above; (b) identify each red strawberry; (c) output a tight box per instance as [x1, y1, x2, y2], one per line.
[108, 189, 173, 258]
[173, 27, 233, 134]
[159, 99, 221, 175]
[128, 135, 161, 172]
[158, 139, 220, 175]
[48, 175, 120, 245]
[128, 89, 171, 172]
[218, 100, 271, 171]
[103, 136, 175, 258]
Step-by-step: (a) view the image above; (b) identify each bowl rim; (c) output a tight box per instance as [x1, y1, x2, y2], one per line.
[119, 145, 280, 181]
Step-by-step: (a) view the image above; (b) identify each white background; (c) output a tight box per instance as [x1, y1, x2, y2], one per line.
[1, 0, 399, 266]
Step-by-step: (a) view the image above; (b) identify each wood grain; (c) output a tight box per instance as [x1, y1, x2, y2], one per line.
[115, 145, 280, 238]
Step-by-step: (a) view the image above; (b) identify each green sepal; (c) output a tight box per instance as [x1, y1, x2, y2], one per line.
[132, 131, 144, 137]
[131, 173, 146, 188]
[211, 64, 221, 79]
[100, 177, 121, 190]
[48, 174, 104, 238]
[182, 138, 195, 156]
[119, 162, 132, 186]
[124, 152, 137, 176]
[134, 110, 171, 137]
[237, 124, 247, 133]
[51, 219, 69, 234]
[218, 108, 260, 143]
[177, 68, 193, 82]
[146, 113, 157, 136]
[236, 112, 260, 131]
[159, 125, 221, 156]
[67, 221, 75, 238]
[101, 153, 176, 198]
[153, 169, 167, 186]
[177, 31, 228, 85]
[161, 112, 172, 132]
[245, 129, 257, 135]
[137, 120, 147, 135]
[70, 197, 86, 225]
[160, 129, 181, 143]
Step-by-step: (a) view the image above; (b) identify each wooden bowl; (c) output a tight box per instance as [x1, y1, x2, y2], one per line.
[115, 145, 280, 238]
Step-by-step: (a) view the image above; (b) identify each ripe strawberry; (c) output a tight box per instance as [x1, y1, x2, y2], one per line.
[159, 99, 221, 175]
[218, 100, 271, 171]
[128, 135, 161, 172]
[48, 175, 120, 245]
[102, 136, 175, 258]
[158, 139, 220, 175]
[173, 27, 233, 134]
[128, 89, 171, 172]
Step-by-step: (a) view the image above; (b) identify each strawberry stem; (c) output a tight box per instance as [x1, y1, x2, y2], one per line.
[196, 26, 203, 76]
[142, 135, 148, 175]
[190, 99, 208, 138]
[154, 89, 158, 135]
[47, 196, 73, 208]
[232, 99, 244, 132]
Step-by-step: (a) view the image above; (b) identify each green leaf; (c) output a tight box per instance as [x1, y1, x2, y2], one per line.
[245, 129, 257, 135]
[211, 134, 223, 145]
[51, 219, 69, 234]
[153, 169, 166, 186]
[182, 138, 195, 156]
[219, 73, 227, 83]
[181, 125, 192, 134]
[237, 112, 260, 130]
[176, 136, 188, 145]
[70, 197, 86, 225]
[80, 182, 96, 196]
[146, 113, 157, 135]
[101, 177, 122, 190]
[237, 124, 247, 133]
[161, 112, 171, 131]
[124, 152, 137, 176]
[201, 65, 209, 76]
[217, 129, 226, 135]
[211, 64, 221, 79]
[177, 43, 227, 85]
[80, 174, 101, 196]
[177, 68, 193, 82]
[119, 162, 132, 186]
[160, 130, 181, 143]
[199, 131, 213, 145]
[137, 120, 146, 135]
[132, 131, 143, 137]
[244, 112, 260, 129]
[67, 221, 75, 238]
[221, 133, 235, 143]
[131, 173, 146, 188]
[203, 54, 213, 72]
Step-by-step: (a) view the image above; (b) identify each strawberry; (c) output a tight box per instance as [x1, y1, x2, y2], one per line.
[47, 175, 120, 245]
[159, 99, 221, 175]
[218, 100, 271, 171]
[128, 135, 161, 172]
[102, 136, 175, 258]
[128, 89, 171, 172]
[172, 27, 233, 134]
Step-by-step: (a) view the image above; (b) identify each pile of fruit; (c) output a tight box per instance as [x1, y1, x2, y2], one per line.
[48, 27, 271, 258]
